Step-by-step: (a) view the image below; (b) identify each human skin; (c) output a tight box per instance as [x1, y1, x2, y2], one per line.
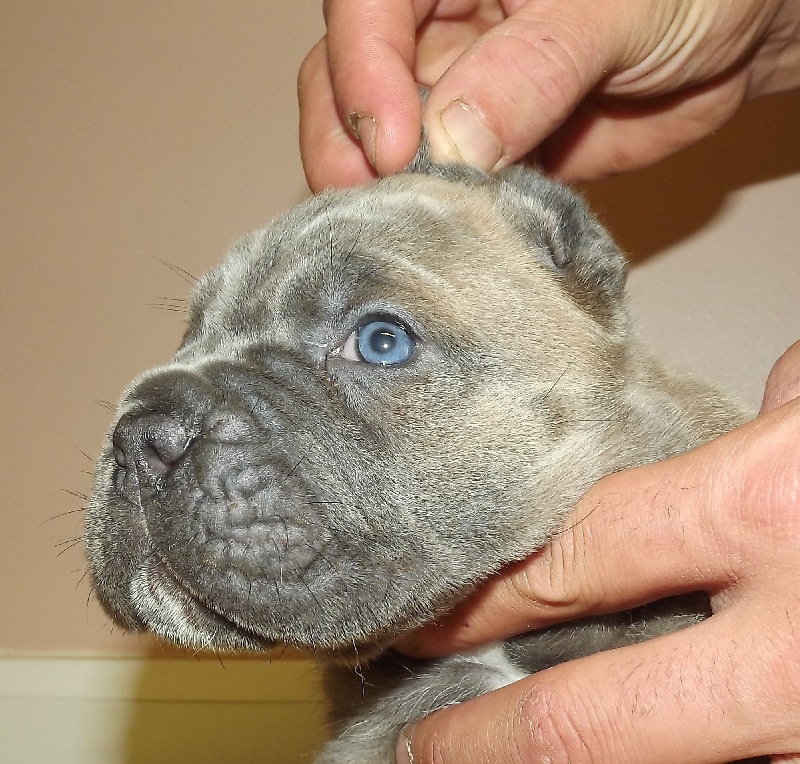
[392, 340, 800, 762]
[298, 0, 800, 191]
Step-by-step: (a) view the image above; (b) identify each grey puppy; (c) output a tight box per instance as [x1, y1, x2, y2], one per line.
[86, 153, 747, 763]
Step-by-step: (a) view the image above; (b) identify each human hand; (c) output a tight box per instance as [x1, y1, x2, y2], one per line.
[298, 0, 800, 191]
[394, 340, 800, 764]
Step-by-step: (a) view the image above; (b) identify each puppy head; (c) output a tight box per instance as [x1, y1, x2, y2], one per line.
[85, 163, 630, 655]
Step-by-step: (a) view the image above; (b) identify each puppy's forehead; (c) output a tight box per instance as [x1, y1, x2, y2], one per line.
[194, 175, 525, 319]
[275, 173, 513, 279]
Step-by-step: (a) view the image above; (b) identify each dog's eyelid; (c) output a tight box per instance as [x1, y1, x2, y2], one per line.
[328, 312, 420, 367]
[352, 307, 416, 330]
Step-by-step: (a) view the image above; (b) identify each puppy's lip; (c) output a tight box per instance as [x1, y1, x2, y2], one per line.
[133, 552, 276, 653]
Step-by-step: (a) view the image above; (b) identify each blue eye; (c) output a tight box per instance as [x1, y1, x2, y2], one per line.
[355, 320, 416, 365]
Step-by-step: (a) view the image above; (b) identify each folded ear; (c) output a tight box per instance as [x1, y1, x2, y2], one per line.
[403, 84, 433, 174]
[402, 86, 628, 326]
[403, 85, 489, 185]
[493, 165, 628, 326]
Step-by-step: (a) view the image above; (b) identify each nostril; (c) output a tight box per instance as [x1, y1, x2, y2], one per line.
[139, 416, 194, 478]
[141, 442, 169, 477]
[112, 414, 195, 483]
[141, 433, 192, 477]
[113, 445, 128, 470]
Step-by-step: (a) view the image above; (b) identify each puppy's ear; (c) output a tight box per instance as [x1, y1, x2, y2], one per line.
[403, 86, 489, 185]
[495, 165, 628, 323]
[401, 87, 626, 324]
[403, 85, 433, 175]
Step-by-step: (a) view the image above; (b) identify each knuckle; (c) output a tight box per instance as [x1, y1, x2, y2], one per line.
[512, 681, 608, 763]
[487, 16, 594, 126]
[540, 516, 605, 611]
[721, 406, 800, 568]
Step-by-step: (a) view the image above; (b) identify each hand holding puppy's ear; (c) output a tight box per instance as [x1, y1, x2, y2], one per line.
[299, 0, 800, 190]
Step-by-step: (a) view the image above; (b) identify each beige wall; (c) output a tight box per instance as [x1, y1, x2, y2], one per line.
[2, 2, 799, 659]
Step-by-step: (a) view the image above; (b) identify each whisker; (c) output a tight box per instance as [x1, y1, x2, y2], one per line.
[300, 580, 325, 617]
[148, 301, 189, 314]
[327, 210, 335, 273]
[63, 488, 88, 501]
[54, 534, 84, 547]
[351, 638, 366, 699]
[38, 506, 87, 529]
[153, 256, 198, 285]
[540, 363, 572, 403]
[273, 644, 290, 662]
[56, 538, 84, 556]
[554, 500, 602, 535]
[284, 449, 313, 481]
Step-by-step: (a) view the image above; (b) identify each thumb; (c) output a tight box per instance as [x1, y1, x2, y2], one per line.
[422, 0, 645, 170]
[760, 340, 800, 415]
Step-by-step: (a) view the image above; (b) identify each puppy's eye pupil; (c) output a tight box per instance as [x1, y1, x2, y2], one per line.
[357, 320, 415, 365]
[369, 330, 396, 354]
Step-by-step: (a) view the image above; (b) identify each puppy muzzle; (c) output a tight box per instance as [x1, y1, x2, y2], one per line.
[88, 365, 346, 650]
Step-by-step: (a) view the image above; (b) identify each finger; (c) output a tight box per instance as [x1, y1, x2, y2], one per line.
[413, 0, 508, 84]
[298, 39, 378, 191]
[322, 0, 434, 176]
[399, 607, 797, 764]
[761, 340, 800, 415]
[422, 0, 647, 170]
[400, 400, 800, 657]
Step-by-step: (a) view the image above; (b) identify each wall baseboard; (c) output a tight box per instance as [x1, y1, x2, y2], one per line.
[0, 654, 327, 763]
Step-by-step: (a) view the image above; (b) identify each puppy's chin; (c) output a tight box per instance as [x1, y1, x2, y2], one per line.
[120, 556, 275, 653]
[107, 560, 402, 659]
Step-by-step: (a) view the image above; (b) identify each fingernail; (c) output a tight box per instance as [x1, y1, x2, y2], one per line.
[395, 724, 416, 764]
[435, 99, 504, 171]
[348, 112, 378, 170]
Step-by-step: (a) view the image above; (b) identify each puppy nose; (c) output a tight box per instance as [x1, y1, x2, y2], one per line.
[112, 413, 194, 481]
